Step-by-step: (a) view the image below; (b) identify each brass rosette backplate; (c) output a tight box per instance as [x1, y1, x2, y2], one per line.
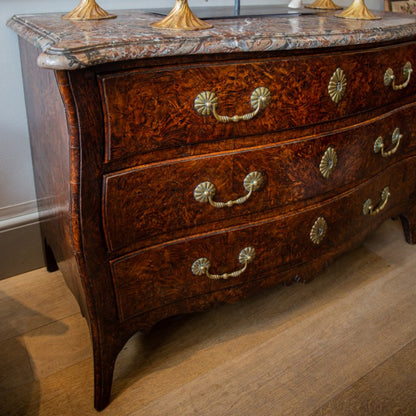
[320, 147, 338, 179]
[310, 217, 328, 245]
[328, 68, 347, 104]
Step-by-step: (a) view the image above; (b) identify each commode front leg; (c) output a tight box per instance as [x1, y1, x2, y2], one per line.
[400, 205, 416, 244]
[43, 238, 58, 272]
[93, 335, 123, 411]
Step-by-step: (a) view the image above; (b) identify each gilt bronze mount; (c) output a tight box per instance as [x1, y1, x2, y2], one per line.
[320, 147, 338, 179]
[194, 87, 271, 123]
[336, 0, 380, 19]
[374, 128, 402, 158]
[363, 187, 391, 215]
[384, 62, 413, 90]
[192, 247, 256, 280]
[328, 68, 347, 104]
[194, 171, 264, 208]
[151, 0, 212, 30]
[63, 0, 116, 20]
[310, 217, 328, 245]
[305, 0, 342, 10]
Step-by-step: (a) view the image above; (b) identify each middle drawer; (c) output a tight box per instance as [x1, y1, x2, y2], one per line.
[103, 104, 416, 253]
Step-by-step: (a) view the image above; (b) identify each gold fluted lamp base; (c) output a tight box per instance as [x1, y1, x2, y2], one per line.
[305, 0, 342, 10]
[151, 0, 213, 30]
[63, 0, 116, 20]
[336, 0, 380, 19]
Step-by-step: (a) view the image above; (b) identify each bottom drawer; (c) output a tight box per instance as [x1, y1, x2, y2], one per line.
[111, 158, 416, 322]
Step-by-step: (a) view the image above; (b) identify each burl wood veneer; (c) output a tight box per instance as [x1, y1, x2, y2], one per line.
[8, 9, 416, 411]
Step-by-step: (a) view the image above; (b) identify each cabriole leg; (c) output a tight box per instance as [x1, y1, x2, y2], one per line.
[93, 347, 117, 411]
[93, 335, 127, 411]
[43, 238, 58, 272]
[400, 207, 416, 244]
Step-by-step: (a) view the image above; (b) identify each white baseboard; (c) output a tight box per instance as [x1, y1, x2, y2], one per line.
[0, 200, 39, 231]
[0, 200, 45, 279]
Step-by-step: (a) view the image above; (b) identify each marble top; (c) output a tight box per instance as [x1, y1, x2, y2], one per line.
[7, 8, 416, 70]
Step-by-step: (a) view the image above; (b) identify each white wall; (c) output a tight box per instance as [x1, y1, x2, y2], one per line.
[0, 0, 384, 277]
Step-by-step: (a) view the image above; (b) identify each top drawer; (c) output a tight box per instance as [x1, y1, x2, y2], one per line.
[98, 43, 416, 162]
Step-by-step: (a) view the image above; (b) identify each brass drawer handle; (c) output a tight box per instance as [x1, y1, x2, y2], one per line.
[363, 186, 390, 215]
[194, 87, 271, 123]
[194, 171, 263, 208]
[384, 62, 413, 90]
[192, 247, 256, 280]
[374, 128, 402, 157]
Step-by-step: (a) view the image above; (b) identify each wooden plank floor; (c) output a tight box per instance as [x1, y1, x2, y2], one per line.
[0, 219, 415, 415]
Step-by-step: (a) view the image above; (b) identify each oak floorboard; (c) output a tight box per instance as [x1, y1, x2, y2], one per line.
[0, 269, 80, 342]
[22, 314, 91, 379]
[129, 254, 416, 416]
[310, 339, 416, 416]
[363, 218, 416, 265]
[0, 220, 415, 416]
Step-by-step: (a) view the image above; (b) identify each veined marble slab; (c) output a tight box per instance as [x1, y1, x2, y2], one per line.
[7, 9, 416, 70]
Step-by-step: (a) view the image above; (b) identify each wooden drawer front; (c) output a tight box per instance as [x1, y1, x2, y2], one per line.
[99, 43, 416, 161]
[103, 104, 416, 252]
[111, 157, 416, 322]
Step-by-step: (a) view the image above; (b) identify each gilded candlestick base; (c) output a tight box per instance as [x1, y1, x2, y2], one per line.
[63, 0, 116, 20]
[151, 0, 213, 30]
[305, 0, 342, 10]
[335, 0, 381, 19]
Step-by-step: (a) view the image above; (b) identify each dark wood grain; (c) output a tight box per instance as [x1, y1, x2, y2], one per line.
[103, 103, 416, 253]
[18, 39, 88, 316]
[99, 42, 416, 162]
[64, 67, 126, 412]
[17, 35, 416, 411]
[111, 157, 416, 321]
